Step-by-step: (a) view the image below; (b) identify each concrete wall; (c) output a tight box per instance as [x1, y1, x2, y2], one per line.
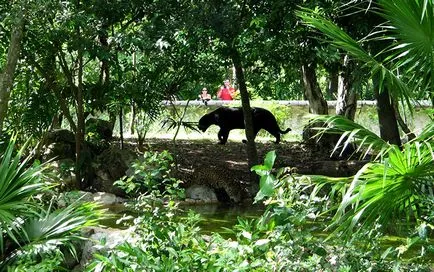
[116, 100, 432, 142]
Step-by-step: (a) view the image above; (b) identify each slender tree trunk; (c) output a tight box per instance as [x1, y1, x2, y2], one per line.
[130, 52, 137, 135]
[373, 76, 401, 146]
[301, 62, 328, 114]
[75, 54, 85, 188]
[230, 47, 259, 196]
[119, 107, 124, 149]
[0, 13, 24, 132]
[130, 102, 136, 135]
[75, 1, 85, 189]
[392, 100, 415, 141]
[327, 69, 338, 99]
[56, 51, 79, 132]
[336, 55, 357, 120]
[42, 53, 76, 132]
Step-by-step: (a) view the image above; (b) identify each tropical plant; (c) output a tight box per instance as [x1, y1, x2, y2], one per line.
[305, 113, 434, 245]
[0, 136, 49, 254]
[86, 149, 432, 271]
[252, 150, 433, 270]
[114, 150, 185, 199]
[0, 136, 104, 270]
[161, 100, 201, 144]
[297, 0, 434, 239]
[299, 0, 434, 147]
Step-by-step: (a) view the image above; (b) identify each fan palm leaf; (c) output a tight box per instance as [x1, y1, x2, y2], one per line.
[297, 6, 414, 109]
[330, 142, 434, 237]
[1, 200, 105, 269]
[0, 136, 49, 252]
[378, 0, 434, 100]
[308, 114, 391, 159]
[411, 118, 434, 142]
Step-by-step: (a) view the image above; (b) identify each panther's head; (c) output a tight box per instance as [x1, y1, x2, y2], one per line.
[198, 113, 215, 132]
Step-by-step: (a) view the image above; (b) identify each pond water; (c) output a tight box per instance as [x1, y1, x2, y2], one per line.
[178, 203, 265, 237]
[101, 201, 433, 265]
[101, 202, 265, 237]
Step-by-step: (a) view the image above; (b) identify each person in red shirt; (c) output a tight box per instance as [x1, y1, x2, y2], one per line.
[217, 79, 235, 100]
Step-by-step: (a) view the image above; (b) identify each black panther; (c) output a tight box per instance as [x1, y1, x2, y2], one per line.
[198, 107, 291, 144]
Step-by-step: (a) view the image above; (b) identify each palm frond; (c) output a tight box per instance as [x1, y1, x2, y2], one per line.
[309, 115, 390, 160]
[378, 0, 434, 100]
[161, 118, 200, 133]
[2, 200, 105, 268]
[329, 143, 434, 237]
[412, 121, 434, 143]
[0, 136, 49, 252]
[297, 7, 415, 111]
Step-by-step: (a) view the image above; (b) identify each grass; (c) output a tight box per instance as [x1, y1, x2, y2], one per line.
[111, 102, 431, 143]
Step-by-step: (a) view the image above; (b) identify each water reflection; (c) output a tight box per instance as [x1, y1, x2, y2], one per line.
[102, 202, 265, 235]
[179, 203, 265, 236]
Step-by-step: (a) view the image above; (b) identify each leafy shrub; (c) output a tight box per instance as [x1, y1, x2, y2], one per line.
[87, 197, 207, 272]
[87, 150, 432, 271]
[114, 150, 185, 199]
[0, 136, 105, 270]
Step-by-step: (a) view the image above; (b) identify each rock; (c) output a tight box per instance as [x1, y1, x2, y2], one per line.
[302, 121, 356, 160]
[57, 191, 126, 208]
[46, 129, 75, 145]
[74, 227, 135, 271]
[92, 192, 118, 205]
[91, 146, 137, 196]
[57, 191, 94, 208]
[47, 159, 76, 190]
[302, 121, 340, 148]
[186, 184, 218, 203]
[43, 142, 76, 161]
[42, 129, 76, 161]
[85, 118, 113, 141]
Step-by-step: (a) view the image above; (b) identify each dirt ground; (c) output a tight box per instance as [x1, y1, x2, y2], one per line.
[139, 138, 366, 179]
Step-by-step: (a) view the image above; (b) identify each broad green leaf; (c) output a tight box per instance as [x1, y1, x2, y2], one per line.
[263, 151, 276, 170]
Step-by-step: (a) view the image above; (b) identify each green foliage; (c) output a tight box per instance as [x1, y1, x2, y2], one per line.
[89, 150, 432, 271]
[305, 114, 434, 240]
[299, 0, 434, 241]
[87, 197, 206, 272]
[114, 150, 184, 199]
[299, 0, 434, 110]
[309, 114, 391, 159]
[0, 136, 104, 270]
[250, 151, 433, 270]
[0, 136, 49, 252]
[251, 150, 277, 202]
[11, 250, 64, 272]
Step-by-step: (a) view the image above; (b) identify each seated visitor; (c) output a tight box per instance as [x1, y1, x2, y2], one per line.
[199, 87, 212, 105]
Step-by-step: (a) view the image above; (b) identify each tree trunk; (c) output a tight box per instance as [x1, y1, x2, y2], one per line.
[56, 51, 79, 132]
[42, 52, 76, 132]
[373, 76, 401, 146]
[130, 102, 136, 135]
[392, 100, 416, 141]
[327, 69, 338, 99]
[301, 62, 328, 115]
[230, 47, 259, 196]
[75, 8, 86, 189]
[336, 55, 357, 120]
[119, 107, 124, 149]
[0, 13, 24, 132]
[98, 30, 110, 87]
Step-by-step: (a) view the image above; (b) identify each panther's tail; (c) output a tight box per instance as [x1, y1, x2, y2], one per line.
[280, 127, 291, 134]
